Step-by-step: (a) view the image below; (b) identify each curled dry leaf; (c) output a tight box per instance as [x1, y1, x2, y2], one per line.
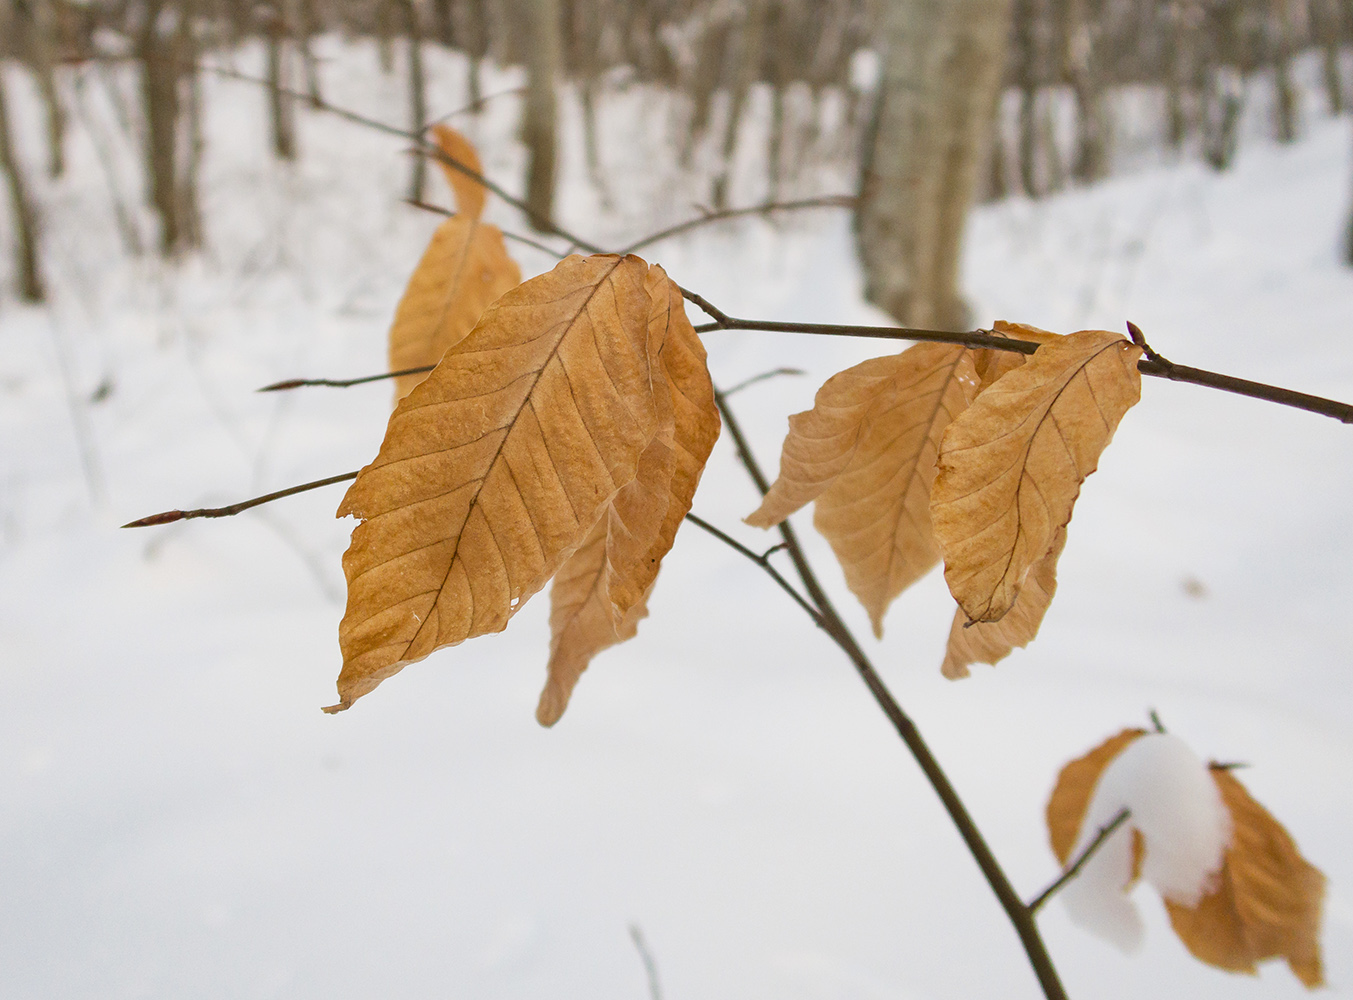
[537, 269, 720, 725]
[1048, 729, 1326, 987]
[941, 526, 1066, 678]
[1166, 768, 1327, 988]
[746, 343, 979, 637]
[331, 254, 658, 712]
[429, 123, 487, 220]
[386, 215, 521, 400]
[931, 329, 1143, 624]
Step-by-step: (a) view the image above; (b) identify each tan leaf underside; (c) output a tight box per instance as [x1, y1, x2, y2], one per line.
[430, 123, 487, 220]
[941, 525, 1067, 679]
[1167, 768, 1327, 988]
[747, 342, 979, 637]
[387, 214, 521, 400]
[931, 329, 1143, 624]
[331, 253, 657, 711]
[536, 270, 721, 725]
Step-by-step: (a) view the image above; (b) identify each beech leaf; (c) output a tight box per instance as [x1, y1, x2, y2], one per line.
[386, 214, 521, 400]
[430, 123, 488, 220]
[536, 269, 720, 725]
[330, 254, 658, 712]
[1166, 768, 1327, 988]
[746, 343, 979, 637]
[941, 526, 1067, 678]
[930, 329, 1143, 624]
[1048, 729, 1327, 987]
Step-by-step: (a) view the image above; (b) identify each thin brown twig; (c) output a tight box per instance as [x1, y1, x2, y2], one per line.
[403, 198, 568, 258]
[121, 471, 359, 527]
[1027, 807, 1132, 914]
[721, 367, 806, 396]
[259, 367, 433, 391]
[618, 195, 854, 255]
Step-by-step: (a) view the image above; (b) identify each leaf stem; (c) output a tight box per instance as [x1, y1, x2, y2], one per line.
[1027, 807, 1132, 914]
[712, 390, 1070, 1000]
[121, 471, 359, 527]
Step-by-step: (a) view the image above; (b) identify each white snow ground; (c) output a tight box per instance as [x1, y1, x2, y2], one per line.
[2, 40, 1352, 1000]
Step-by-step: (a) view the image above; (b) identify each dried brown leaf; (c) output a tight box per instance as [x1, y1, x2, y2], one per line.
[941, 526, 1067, 678]
[1046, 728, 1148, 865]
[387, 214, 521, 399]
[931, 329, 1143, 624]
[1166, 768, 1327, 988]
[536, 270, 720, 725]
[330, 254, 658, 712]
[746, 343, 979, 636]
[430, 123, 487, 219]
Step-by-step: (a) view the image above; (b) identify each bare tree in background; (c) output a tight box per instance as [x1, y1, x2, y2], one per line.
[261, 2, 298, 160]
[523, 0, 560, 231]
[137, 0, 202, 255]
[856, 0, 1013, 330]
[397, 0, 427, 202]
[14, 0, 67, 179]
[0, 53, 46, 302]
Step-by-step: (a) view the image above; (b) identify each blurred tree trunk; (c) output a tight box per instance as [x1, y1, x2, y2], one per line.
[15, 0, 67, 179]
[0, 63, 46, 302]
[1314, 0, 1345, 114]
[261, 2, 297, 160]
[298, 0, 325, 107]
[1066, 0, 1109, 182]
[855, 0, 1013, 330]
[397, 0, 427, 202]
[522, 0, 560, 230]
[1270, 0, 1300, 143]
[139, 0, 189, 254]
[712, 0, 768, 208]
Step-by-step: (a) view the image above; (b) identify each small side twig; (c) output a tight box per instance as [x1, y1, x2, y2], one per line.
[1027, 807, 1132, 914]
[684, 513, 823, 627]
[628, 924, 663, 1000]
[619, 194, 854, 255]
[259, 367, 433, 391]
[722, 367, 806, 397]
[121, 471, 359, 527]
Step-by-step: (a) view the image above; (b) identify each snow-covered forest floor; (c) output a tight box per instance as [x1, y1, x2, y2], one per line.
[2, 38, 1351, 1000]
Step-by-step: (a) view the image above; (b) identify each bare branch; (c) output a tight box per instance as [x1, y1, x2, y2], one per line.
[121, 471, 359, 527]
[619, 195, 854, 255]
[1027, 807, 1132, 914]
